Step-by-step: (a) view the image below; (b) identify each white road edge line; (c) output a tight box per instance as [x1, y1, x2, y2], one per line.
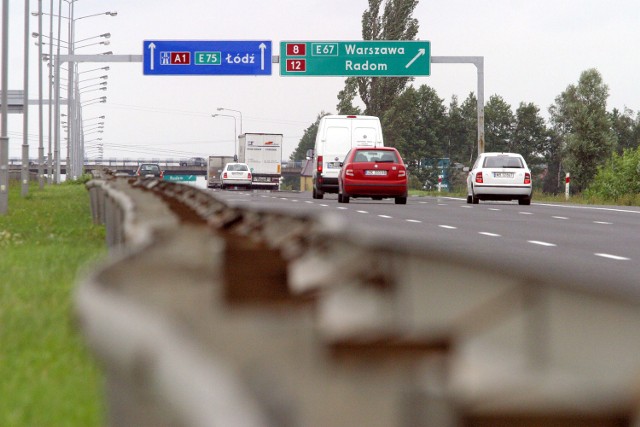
[595, 253, 630, 261]
[406, 219, 422, 223]
[479, 232, 501, 237]
[439, 225, 457, 230]
[378, 215, 392, 219]
[528, 240, 557, 247]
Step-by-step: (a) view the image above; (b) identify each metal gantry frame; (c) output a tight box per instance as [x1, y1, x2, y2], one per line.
[24, 53, 485, 188]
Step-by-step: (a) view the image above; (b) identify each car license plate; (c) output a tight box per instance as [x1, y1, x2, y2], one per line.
[494, 172, 514, 178]
[365, 170, 387, 176]
[231, 172, 243, 176]
[326, 162, 341, 169]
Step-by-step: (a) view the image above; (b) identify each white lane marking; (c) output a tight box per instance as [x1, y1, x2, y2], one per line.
[488, 208, 501, 211]
[552, 216, 568, 220]
[593, 221, 612, 225]
[336, 207, 348, 210]
[537, 203, 640, 215]
[528, 240, 557, 247]
[439, 225, 457, 230]
[406, 219, 422, 223]
[519, 212, 533, 215]
[595, 253, 630, 261]
[419, 201, 429, 204]
[378, 215, 392, 219]
[460, 205, 473, 209]
[305, 201, 314, 204]
[357, 210, 368, 214]
[479, 232, 501, 237]
[437, 203, 448, 206]
[319, 204, 329, 207]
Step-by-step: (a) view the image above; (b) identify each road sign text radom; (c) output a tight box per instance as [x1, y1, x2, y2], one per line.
[280, 40, 431, 77]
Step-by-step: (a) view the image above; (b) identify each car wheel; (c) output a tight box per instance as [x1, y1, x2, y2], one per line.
[519, 196, 531, 205]
[338, 193, 344, 203]
[395, 196, 407, 205]
[342, 194, 349, 203]
[466, 195, 473, 204]
[313, 187, 324, 199]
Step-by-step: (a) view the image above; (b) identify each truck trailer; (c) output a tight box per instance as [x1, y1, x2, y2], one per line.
[206, 155, 235, 188]
[238, 133, 283, 190]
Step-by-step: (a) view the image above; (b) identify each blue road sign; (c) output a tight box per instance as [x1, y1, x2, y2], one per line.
[143, 40, 272, 76]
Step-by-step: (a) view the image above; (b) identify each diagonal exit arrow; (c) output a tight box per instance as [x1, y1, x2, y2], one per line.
[405, 48, 426, 69]
[148, 42, 156, 70]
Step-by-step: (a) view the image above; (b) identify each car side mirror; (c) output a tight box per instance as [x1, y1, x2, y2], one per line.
[339, 162, 344, 167]
[306, 148, 315, 159]
[463, 167, 470, 172]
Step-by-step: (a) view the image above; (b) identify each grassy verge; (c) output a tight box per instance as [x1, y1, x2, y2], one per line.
[0, 182, 106, 427]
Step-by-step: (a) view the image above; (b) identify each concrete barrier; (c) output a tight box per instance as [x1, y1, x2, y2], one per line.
[77, 173, 640, 427]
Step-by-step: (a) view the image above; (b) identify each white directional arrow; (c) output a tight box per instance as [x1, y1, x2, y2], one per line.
[148, 42, 156, 70]
[259, 43, 267, 70]
[405, 48, 426, 69]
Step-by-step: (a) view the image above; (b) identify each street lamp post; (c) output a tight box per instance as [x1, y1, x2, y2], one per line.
[212, 113, 237, 158]
[216, 107, 243, 135]
[22, 0, 30, 196]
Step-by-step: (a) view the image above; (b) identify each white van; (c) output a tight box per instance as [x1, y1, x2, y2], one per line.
[311, 115, 384, 199]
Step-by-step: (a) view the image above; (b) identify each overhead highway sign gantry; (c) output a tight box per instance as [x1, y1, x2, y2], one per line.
[143, 40, 272, 76]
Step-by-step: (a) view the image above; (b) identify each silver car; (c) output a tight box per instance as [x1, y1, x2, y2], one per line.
[221, 162, 252, 190]
[466, 152, 532, 205]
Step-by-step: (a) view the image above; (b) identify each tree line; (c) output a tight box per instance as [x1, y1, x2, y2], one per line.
[290, 0, 640, 196]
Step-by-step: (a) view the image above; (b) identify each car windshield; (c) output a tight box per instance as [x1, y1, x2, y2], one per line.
[227, 164, 248, 171]
[141, 165, 159, 172]
[483, 156, 523, 168]
[353, 150, 398, 163]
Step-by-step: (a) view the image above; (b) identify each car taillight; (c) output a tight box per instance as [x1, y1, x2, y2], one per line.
[475, 172, 483, 183]
[524, 172, 531, 184]
[223, 172, 227, 178]
[399, 169, 406, 178]
[346, 169, 354, 177]
[160, 171, 164, 179]
[248, 172, 252, 179]
[317, 155, 323, 173]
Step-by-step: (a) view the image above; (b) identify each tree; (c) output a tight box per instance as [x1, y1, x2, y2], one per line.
[446, 93, 478, 166]
[383, 84, 446, 185]
[512, 102, 549, 175]
[550, 68, 615, 192]
[484, 95, 514, 153]
[289, 112, 328, 161]
[609, 107, 638, 155]
[336, 0, 419, 117]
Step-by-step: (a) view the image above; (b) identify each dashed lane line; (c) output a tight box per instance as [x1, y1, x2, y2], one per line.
[528, 240, 557, 247]
[595, 253, 630, 261]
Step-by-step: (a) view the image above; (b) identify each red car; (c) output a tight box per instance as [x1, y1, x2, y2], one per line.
[338, 147, 408, 204]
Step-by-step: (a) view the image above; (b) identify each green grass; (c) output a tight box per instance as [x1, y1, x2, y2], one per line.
[0, 182, 106, 427]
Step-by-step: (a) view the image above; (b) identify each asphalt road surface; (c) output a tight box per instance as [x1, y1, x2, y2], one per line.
[210, 189, 640, 299]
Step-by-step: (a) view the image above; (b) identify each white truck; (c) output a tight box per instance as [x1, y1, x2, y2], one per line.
[238, 133, 283, 190]
[206, 155, 235, 188]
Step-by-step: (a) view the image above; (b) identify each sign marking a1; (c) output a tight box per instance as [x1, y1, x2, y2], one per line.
[143, 40, 272, 75]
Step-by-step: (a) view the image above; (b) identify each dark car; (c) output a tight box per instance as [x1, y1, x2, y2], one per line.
[135, 163, 164, 179]
[179, 157, 206, 167]
[338, 147, 408, 204]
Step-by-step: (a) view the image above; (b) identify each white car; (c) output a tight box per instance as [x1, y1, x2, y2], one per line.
[220, 162, 252, 190]
[466, 152, 532, 205]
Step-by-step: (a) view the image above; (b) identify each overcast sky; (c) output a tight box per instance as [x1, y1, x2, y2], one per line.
[4, 0, 640, 161]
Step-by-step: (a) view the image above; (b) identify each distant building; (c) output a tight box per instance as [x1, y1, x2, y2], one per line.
[300, 159, 314, 191]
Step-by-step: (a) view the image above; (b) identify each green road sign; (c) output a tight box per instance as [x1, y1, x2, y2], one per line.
[164, 174, 196, 182]
[194, 51, 221, 65]
[280, 40, 430, 77]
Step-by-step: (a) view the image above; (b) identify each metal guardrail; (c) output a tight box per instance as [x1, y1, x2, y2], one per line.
[77, 172, 640, 427]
